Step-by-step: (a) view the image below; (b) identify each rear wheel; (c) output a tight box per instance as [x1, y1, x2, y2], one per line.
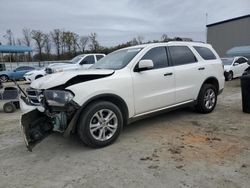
[77, 101, 123, 148]
[3, 102, 16, 113]
[0, 75, 9, 82]
[196, 84, 217, 114]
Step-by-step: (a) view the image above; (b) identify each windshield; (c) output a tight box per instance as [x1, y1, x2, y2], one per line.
[91, 48, 142, 70]
[221, 58, 234, 65]
[70, 56, 84, 64]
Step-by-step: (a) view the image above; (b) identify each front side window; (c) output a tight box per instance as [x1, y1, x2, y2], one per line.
[81, 55, 95, 64]
[169, 46, 197, 66]
[194, 46, 217, 60]
[91, 48, 142, 70]
[140, 47, 168, 69]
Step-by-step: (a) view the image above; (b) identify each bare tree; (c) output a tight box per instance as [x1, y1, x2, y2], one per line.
[43, 34, 51, 57]
[72, 32, 79, 56]
[64, 31, 73, 53]
[16, 38, 22, 45]
[78, 36, 88, 53]
[3, 29, 14, 45]
[31, 30, 45, 62]
[89, 33, 100, 52]
[51, 29, 61, 59]
[136, 35, 144, 44]
[131, 38, 139, 46]
[161, 34, 169, 42]
[22, 28, 32, 61]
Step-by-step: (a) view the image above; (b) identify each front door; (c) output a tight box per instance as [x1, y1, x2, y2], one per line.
[132, 46, 175, 115]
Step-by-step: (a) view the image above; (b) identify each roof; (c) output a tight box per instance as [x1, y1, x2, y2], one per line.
[126, 41, 211, 49]
[0, 45, 33, 53]
[207, 14, 250, 27]
[226, 45, 250, 57]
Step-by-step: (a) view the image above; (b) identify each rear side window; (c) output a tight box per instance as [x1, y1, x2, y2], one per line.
[96, 55, 104, 61]
[141, 47, 168, 69]
[169, 46, 197, 66]
[194, 46, 217, 60]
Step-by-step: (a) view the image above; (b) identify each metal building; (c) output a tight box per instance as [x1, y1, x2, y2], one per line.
[207, 14, 250, 57]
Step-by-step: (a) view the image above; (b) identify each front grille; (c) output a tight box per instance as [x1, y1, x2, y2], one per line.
[26, 87, 43, 106]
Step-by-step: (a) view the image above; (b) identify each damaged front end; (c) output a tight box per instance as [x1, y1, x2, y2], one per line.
[21, 89, 80, 151]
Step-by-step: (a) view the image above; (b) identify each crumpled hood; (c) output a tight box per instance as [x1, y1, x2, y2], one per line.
[30, 69, 114, 89]
[224, 65, 231, 71]
[25, 69, 45, 75]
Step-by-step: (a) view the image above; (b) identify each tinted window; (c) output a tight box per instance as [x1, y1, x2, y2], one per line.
[194, 46, 216, 60]
[141, 47, 168, 69]
[81, 55, 95, 64]
[169, 46, 197, 66]
[15, 66, 27, 71]
[236, 58, 247, 64]
[96, 55, 104, 61]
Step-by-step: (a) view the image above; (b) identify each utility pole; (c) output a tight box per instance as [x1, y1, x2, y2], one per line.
[205, 13, 208, 43]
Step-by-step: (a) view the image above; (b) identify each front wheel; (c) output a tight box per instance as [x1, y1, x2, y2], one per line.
[77, 101, 123, 148]
[0, 75, 9, 82]
[196, 84, 217, 114]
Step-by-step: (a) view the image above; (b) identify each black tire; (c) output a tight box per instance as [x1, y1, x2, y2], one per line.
[77, 101, 123, 148]
[0, 75, 9, 82]
[195, 84, 217, 114]
[35, 75, 43, 80]
[3, 102, 16, 113]
[226, 71, 233, 81]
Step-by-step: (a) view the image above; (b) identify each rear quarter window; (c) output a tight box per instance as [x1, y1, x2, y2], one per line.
[194, 46, 217, 60]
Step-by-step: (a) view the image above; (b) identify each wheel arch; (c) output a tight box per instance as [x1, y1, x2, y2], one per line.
[201, 77, 219, 93]
[64, 93, 129, 135]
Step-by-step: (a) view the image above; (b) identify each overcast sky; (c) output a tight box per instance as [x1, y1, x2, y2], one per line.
[0, 0, 249, 47]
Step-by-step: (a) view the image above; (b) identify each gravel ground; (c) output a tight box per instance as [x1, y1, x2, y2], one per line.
[0, 79, 250, 188]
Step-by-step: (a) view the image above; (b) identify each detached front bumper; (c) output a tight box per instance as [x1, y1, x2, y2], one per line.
[20, 96, 80, 151]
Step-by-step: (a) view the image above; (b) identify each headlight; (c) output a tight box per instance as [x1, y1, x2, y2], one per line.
[54, 69, 63, 73]
[44, 90, 74, 107]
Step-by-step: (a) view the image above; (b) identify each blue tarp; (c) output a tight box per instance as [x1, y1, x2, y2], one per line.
[0, 45, 33, 53]
[226, 46, 250, 58]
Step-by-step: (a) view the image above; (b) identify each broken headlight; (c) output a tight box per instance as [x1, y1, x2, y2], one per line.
[44, 90, 74, 107]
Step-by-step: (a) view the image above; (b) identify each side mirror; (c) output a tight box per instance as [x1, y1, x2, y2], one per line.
[233, 62, 239, 66]
[13, 69, 17, 72]
[135, 60, 154, 72]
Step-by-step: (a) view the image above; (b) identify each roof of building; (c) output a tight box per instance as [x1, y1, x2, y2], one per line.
[206, 14, 250, 27]
[0, 45, 33, 53]
[226, 45, 250, 57]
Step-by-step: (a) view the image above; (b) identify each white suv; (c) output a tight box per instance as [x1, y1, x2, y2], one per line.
[45, 53, 105, 74]
[20, 42, 224, 151]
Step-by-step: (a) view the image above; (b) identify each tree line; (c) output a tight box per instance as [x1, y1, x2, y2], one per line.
[1, 29, 192, 62]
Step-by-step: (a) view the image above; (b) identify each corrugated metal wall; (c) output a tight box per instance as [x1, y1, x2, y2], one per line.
[207, 16, 250, 57]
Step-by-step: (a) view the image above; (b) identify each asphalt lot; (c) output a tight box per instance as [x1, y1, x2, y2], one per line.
[0, 79, 250, 188]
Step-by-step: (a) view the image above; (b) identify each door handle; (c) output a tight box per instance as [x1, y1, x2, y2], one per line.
[164, 72, 173, 76]
[198, 67, 205, 70]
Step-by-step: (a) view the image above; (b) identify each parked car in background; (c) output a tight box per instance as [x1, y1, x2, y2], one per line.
[0, 66, 35, 82]
[222, 56, 249, 81]
[24, 63, 71, 83]
[24, 68, 46, 83]
[45, 54, 105, 74]
[20, 42, 224, 151]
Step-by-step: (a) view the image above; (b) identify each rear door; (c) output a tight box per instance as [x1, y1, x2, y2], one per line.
[132, 46, 175, 114]
[168, 45, 204, 103]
